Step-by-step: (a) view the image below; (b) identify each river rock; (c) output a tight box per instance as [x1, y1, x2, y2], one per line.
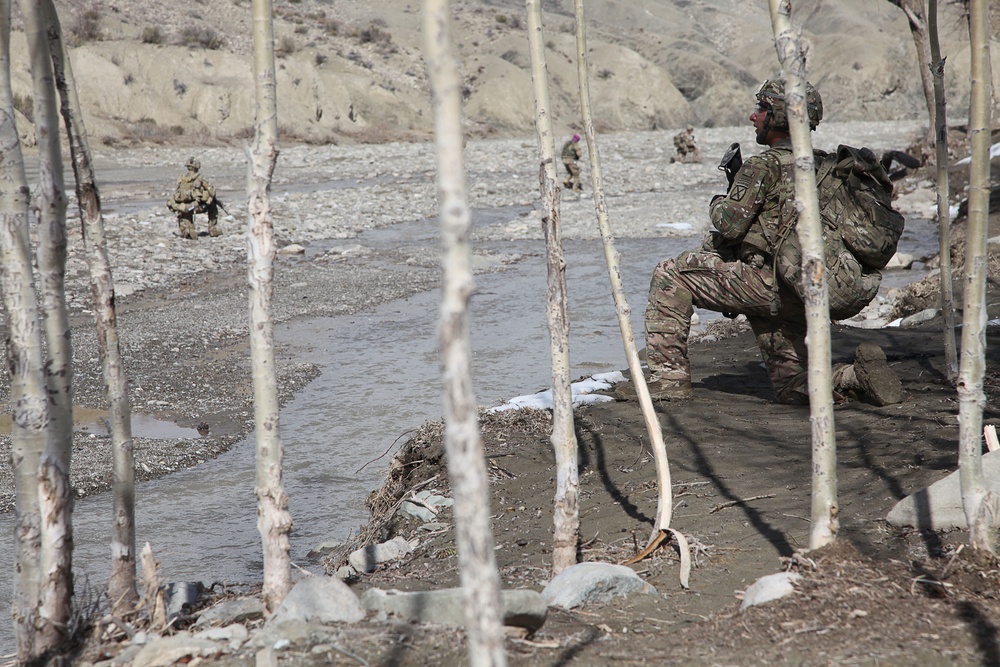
[307, 539, 343, 558]
[887, 450, 1000, 530]
[255, 646, 279, 667]
[194, 623, 249, 651]
[267, 576, 366, 625]
[541, 562, 656, 609]
[885, 252, 914, 269]
[361, 587, 547, 630]
[131, 632, 222, 667]
[399, 491, 454, 522]
[740, 572, 802, 611]
[348, 536, 417, 573]
[194, 597, 267, 627]
[101, 643, 142, 666]
[900, 307, 939, 327]
[247, 620, 340, 650]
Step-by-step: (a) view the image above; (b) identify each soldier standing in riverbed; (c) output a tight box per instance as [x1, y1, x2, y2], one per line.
[167, 157, 222, 240]
[561, 134, 583, 192]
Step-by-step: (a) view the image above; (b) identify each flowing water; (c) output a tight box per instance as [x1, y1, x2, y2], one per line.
[0, 204, 940, 652]
[0, 217, 696, 651]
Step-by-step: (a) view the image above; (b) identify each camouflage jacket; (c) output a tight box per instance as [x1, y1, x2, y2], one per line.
[561, 140, 581, 161]
[674, 132, 696, 152]
[708, 138, 821, 260]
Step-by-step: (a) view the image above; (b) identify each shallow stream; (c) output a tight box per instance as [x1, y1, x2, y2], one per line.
[0, 202, 940, 654]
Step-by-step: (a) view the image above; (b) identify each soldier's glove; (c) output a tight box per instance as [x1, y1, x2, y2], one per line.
[742, 252, 765, 269]
[702, 231, 739, 262]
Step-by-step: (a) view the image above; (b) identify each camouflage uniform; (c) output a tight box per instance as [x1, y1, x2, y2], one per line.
[642, 78, 902, 406]
[672, 126, 700, 163]
[167, 158, 221, 240]
[645, 137, 854, 404]
[561, 136, 583, 192]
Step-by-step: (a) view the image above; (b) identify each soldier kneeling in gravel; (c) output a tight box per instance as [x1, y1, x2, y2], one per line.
[622, 78, 905, 407]
[167, 157, 222, 240]
[672, 125, 700, 163]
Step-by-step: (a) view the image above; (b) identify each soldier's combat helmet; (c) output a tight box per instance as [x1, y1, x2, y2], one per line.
[755, 78, 823, 131]
[185, 157, 201, 171]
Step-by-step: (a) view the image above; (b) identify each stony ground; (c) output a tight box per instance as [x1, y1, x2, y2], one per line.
[0, 120, 929, 512]
[5, 121, 1000, 665]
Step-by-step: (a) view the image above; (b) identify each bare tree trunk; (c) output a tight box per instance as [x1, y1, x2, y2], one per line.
[525, 0, 579, 576]
[768, 0, 839, 551]
[1, 1, 49, 657]
[423, 1, 507, 664]
[40, 0, 138, 614]
[248, 0, 292, 610]
[958, 0, 997, 553]
[20, 0, 75, 650]
[928, 0, 959, 383]
[571, 0, 689, 583]
[887, 0, 937, 145]
[139, 543, 167, 631]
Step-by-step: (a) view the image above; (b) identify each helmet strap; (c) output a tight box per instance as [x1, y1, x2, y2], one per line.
[756, 109, 774, 144]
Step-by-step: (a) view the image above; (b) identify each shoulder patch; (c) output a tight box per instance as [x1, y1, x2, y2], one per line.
[730, 171, 755, 202]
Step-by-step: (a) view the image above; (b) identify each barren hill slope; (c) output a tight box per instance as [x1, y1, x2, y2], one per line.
[9, 0, 997, 147]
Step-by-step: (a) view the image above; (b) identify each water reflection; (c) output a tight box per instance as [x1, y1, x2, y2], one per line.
[0, 408, 205, 440]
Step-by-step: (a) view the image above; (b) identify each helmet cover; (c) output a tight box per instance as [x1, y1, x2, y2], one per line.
[756, 78, 823, 130]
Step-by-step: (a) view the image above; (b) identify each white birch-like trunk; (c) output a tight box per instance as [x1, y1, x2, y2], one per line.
[571, 0, 690, 583]
[887, 0, 936, 145]
[40, 0, 138, 611]
[248, 0, 293, 608]
[768, 0, 839, 550]
[0, 1, 49, 657]
[957, 0, 996, 553]
[20, 0, 74, 649]
[423, 1, 507, 663]
[928, 0, 959, 383]
[525, 0, 579, 576]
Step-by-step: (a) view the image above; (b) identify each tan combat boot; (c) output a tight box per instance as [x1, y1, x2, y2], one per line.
[614, 370, 692, 401]
[846, 343, 904, 406]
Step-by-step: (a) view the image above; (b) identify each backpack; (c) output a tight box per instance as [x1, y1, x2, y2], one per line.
[767, 145, 904, 320]
[818, 145, 905, 270]
[174, 175, 196, 203]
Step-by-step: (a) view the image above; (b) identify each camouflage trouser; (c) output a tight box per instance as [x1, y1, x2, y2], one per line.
[562, 158, 581, 191]
[674, 146, 700, 163]
[644, 249, 852, 404]
[175, 200, 221, 239]
[176, 212, 197, 240]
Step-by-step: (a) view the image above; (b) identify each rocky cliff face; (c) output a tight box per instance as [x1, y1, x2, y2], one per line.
[9, 0, 997, 147]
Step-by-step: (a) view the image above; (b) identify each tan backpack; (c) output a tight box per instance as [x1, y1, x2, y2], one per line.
[765, 145, 904, 320]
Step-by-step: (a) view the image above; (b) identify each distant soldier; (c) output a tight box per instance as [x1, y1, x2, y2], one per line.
[561, 134, 583, 192]
[167, 157, 221, 240]
[672, 125, 700, 163]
